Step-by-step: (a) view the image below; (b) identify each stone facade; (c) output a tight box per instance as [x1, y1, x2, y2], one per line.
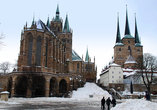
[0, 5, 97, 98]
[114, 9, 143, 68]
[114, 38, 143, 68]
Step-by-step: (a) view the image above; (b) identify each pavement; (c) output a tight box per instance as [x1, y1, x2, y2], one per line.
[0, 99, 120, 110]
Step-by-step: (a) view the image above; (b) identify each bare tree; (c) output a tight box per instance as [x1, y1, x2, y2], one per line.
[0, 61, 11, 73]
[21, 64, 45, 97]
[137, 53, 157, 93]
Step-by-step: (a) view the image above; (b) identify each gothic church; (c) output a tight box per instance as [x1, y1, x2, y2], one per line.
[0, 5, 97, 98]
[114, 6, 143, 68]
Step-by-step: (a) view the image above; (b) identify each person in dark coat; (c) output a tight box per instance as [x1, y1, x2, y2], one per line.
[101, 97, 105, 109]
[111, 97, 116, 107]
[145, 92, 150, 101]
[106, 97, 111, 110]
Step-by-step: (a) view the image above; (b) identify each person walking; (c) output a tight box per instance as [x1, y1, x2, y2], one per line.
[106, 97, 111, 110]
[101, 97, 105, 109]
[111, 97, 116, 107]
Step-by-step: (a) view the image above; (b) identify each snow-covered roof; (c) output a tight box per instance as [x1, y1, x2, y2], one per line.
[124, 55, 137, 64]
[27, 19, 56, 37]
[72, 50, 82, 61]
[115, 43, 124, 46]
[110, 63, 121, 67]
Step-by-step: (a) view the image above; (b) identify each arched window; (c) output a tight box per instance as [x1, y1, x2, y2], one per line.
[36, 36, 41, 66]
[77, 63, 79, 69]
[128, 46, 130, 51]
[45, 38, 48, 67]
[28, 35, 33, 66]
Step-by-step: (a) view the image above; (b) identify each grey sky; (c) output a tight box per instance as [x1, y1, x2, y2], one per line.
[0, 0, 157, 79]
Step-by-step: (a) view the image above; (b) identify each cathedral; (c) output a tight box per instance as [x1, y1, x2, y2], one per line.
[0, 5, 97, 98]
[114, 6, 143, 68]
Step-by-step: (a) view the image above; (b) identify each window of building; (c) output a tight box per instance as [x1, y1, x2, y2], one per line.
[119, 76, 121, 78]
[77, 63, 79, 69]
[45, 38, 48, 67]
[119, 48, 121, 52]
[138, 49, 140, 52]
[36, 36, 41, 66]
[119, 72, 121, 74]
[28, 35, 33, 66]
[128, 41, 130, 44]
[112, 76, 114, 78]
[112, 80, 114, 83]
[119, 81, 121, 83]
[128, 46, 130, 51]
[112, 71, 114, 74]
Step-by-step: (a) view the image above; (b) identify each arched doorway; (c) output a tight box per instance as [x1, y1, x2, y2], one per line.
[32, 76, 45, 97]
[50, 77, 57, 97]
[7, 77, 12, 98]
[15, 75, 27, 97]
[86, 73, 94, 82]
[59, 79, 67, 93]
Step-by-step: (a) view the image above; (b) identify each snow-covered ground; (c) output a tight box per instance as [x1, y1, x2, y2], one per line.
[111, 99, 157, 110]
[72, 82, 112, 100]
[0, 82, 157, 110]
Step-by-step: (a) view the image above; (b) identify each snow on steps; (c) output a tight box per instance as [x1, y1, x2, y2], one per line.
[72, 82, 112, 100]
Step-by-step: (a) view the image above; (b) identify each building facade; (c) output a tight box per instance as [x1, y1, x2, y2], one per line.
[100, 63, 123, 87]
[0, 5, 97, 98]
[114, 7, 143, 68]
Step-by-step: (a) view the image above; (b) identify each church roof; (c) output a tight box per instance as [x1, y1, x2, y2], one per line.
[85, 47, 89, 62]
[36, 19, 55, 36]
[134, 14, 143, 47]
[36, 19, 50, 31]
[124, 5, 131, 36]
[72, 50, 82, 61]
[54, 4, 60, 22]
[124, 54, 137, 64]
[116, 13, 121, 43]
[63, 15, 70, 32]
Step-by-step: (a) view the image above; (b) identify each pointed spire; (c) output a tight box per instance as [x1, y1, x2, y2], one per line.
[85, 47, 89, 62]
[124, 5, 131, 35]
[55, 4, 60, 21]
[63, 14, 70, 32]
[46, 16, 50, 28]
[32, 14, 35, 26]
[135, 13, 141, 44]
[116, 12, 121, 43]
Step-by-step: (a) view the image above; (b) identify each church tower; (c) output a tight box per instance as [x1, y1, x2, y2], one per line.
[114, 6, 143, 68]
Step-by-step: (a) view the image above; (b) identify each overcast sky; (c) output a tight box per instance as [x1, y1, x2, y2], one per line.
[0, 0, 157, 79]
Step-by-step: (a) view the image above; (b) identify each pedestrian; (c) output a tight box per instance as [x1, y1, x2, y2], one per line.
[101, 97, 105, 109]
[106, 97, 111, 110]
[111, 97, 116, 107]
[145, 92, 150, 101]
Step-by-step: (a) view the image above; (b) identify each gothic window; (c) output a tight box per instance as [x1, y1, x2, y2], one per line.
[28, 35, 33, 66]
[128, 46, 130, 51]
[119, 48, 121, 52]
[77, 63, 79, 69]
[45, 38, 48, 67]
[36, 36, 41, 66]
